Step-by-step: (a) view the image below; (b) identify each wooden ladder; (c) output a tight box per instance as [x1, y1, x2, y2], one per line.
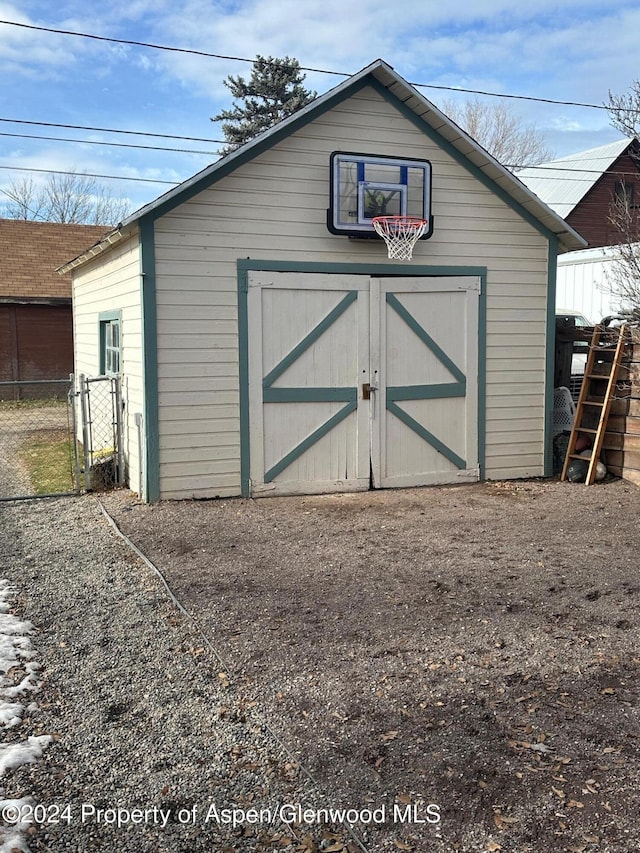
[561, 323, 627, 484]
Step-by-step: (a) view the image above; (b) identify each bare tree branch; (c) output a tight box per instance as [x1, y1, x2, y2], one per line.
[439, 97, 553, 170]
[607, 83, 640, 139]
[602, 189, 640, 319]
[1, 169, 131, 225]
[1, 175, 47, 220]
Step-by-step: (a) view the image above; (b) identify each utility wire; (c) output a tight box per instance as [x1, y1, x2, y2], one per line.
[0, 116, 223, 144]
[0, 130, 218, 156]
[0, 18, 619, 112]
[0, 163, 630, 206]
[0, 185, 47, 220]
[5, 116, 631, 171]
[0, 164, 179, 185]
[4, 125, 640, 178]
[0, 19, 344, 76]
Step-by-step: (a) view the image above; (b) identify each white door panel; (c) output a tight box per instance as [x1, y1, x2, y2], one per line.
[248, 272, 479, 496]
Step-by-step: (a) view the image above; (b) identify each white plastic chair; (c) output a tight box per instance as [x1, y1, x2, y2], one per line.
[552, 386, 576, 437]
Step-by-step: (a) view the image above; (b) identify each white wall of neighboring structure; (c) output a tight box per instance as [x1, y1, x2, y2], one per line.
[556, 246, 627, 323]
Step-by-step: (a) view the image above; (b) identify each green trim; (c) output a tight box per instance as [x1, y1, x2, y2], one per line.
[264, 400, 357, 483]
[238, 259, 487, 278]
[139, 217, 160, 503]
[141, 79, 370, 222]
[387, 399, 466, 469]
[237, 260, 488, 493]
[544, 236, 559, 477]
[261, 290, 360, 482]
[98, 310, 121, 375]
[263, 291, 357, 389]
[264, 387, 357, 403]
[125, 69, 570, 252]
[477, 275, 487, 480]
[384, 290, 467, 467]
[387, 382, 466, 401]
[386, 292, 466, 383]
[368, 77, 558, 242]
[238, 267, 251, 496]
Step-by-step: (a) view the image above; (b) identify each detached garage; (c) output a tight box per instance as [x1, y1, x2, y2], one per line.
[61, 59, 585, 502]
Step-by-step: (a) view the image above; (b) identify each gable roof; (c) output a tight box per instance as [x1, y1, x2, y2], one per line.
[60, 59, 586, 272]
[517, 138, 632, 219]
[1, 218, 109, 301]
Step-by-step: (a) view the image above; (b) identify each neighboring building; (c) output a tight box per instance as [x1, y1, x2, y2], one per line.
[0, 219, 108, 388]
[519, 139, 640, 321]
[556, 245, 627, 324]
[61, 59, 585, 502]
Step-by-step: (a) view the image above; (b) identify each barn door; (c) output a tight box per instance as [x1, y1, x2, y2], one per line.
[372, 277, 479, 488]
[247, 272, 479, 496]
[247, 272, 371, 495]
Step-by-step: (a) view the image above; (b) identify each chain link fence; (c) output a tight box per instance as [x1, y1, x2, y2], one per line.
[0, 375, 124, 501]
[0, 379, 77, 500]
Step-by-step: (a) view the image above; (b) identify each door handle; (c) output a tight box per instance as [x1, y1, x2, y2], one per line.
[362, 383, 378, 400]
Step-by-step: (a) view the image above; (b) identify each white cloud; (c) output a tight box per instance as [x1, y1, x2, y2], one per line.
[1, 0, 636, 203]
[120, 0, 637, 126]
[0, 6, 79, 76]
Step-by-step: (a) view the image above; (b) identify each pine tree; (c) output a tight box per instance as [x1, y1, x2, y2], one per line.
[212, 56, 316, 155]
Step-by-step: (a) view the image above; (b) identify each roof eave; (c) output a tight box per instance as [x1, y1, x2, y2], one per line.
[63, 58, 587, 263]
[56, 226, 131, 274]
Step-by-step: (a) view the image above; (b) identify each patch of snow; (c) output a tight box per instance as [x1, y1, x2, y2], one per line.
[0, 580, 50, 853]
[0, 737, 52, 777]
[0, 799, 34, 853]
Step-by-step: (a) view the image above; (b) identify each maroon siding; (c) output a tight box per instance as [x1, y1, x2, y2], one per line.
[0, 219, 108, 399]
[0, 303, 73, 397]
[566, 151, 640, 248]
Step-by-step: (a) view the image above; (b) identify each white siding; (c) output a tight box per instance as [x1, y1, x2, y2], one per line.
[72, 234, 144, 495]
[152, 86, 552, 497]
[556, 247, 624, 323]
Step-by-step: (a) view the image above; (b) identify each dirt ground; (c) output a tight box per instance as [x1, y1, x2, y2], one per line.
[102, 477, 640, 853]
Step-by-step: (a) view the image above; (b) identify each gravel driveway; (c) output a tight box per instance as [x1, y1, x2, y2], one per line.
[2, 478, 640, 853]
[0, 497, 334, 853]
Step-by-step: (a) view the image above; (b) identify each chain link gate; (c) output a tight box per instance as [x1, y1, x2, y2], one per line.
[76, 374, 125, 492]
[0, 375, 124, 501]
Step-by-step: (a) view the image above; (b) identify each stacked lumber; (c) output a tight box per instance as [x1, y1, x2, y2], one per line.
[603, 327, 640, 486]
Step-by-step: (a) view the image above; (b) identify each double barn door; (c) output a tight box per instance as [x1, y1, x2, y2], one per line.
[247, 272, 479, 496]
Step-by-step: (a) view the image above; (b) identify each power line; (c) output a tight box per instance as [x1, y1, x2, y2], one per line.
[510, 166, 640, 179]
[0, 19, 345, 76]
[2, 125, 637, 179]
[0, 164, 179, 186]
[0, 160, 633, 204]
[0, 130, 218, 156]
[0, 18, 617, 112]
[0, 184, 47, 220]
[0, 116, 223, 144]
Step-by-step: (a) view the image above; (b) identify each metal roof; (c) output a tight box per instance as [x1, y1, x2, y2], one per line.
[516, 138, 631, 218]
[60, 59, 586, 272]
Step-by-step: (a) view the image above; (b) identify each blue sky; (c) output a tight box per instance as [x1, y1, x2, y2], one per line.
[0, 0, 638, 218]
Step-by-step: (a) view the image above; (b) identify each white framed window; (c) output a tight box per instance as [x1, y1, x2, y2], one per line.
[99, 311, 121, 375]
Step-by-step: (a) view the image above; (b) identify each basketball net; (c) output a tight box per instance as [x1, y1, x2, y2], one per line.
[372, 216, 428, 261]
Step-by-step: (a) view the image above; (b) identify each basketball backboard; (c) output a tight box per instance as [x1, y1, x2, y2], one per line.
[328, 152, 433, 238]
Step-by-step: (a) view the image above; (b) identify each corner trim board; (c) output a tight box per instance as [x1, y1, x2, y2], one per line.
[139, 217, 160, 502]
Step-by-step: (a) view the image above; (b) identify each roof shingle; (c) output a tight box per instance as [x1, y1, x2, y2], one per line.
[0, 218, 108, 300]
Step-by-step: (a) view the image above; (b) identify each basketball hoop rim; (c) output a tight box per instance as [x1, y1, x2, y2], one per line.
[371, 215, 429, 229]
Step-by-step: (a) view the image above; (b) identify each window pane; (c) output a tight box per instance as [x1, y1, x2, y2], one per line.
[102, 319, 121, 374]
